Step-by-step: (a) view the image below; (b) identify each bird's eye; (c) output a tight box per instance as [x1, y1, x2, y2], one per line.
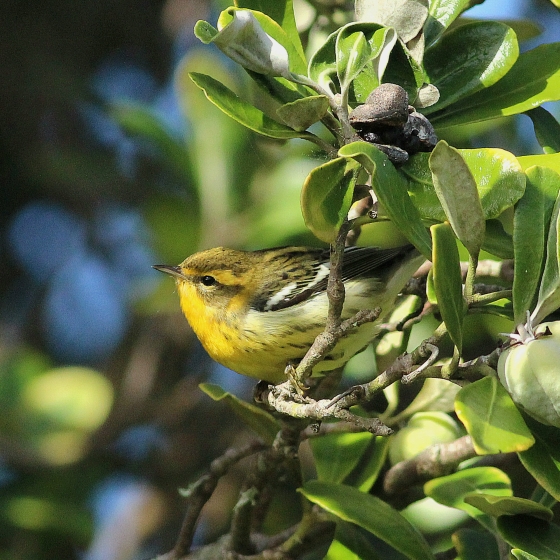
[201, 275, 216, 286]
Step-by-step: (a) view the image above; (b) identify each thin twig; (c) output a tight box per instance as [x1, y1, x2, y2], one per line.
[469, 289, 512, 306]
[293, 219, 363, 388]
[305, 133, 339, 158]
[277, 507, 335, 558]
[229, 418, 307, 554]
[171, 441, 266, 558]
[330, 322, 449, 409]
[295, 308, 381, 381]
[301, 421, 372, 439]
[460, 347, 501, 371]
[401, 343, 439, 383]
[326, 221, 354, 327]
[260, 384, 393, 435]
[230, 488, 259, 555]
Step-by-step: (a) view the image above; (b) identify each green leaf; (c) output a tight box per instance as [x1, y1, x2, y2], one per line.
[451, 528, 500, 560]
[424, 22, 518, 113]
[338, 141, 432, 259]
[400, 497, 469, 535]
[382, 37, 423, 100]
[301, 481, 436, 560]
[513, 166, 560, 324]
[215, 7, 307, 75]
[403, 148, 525, 224]
[199, 383, 280, 444]
[326, 522, 383, 560]
[526, 106, 560, 154]
[429, 142, 485, 258]
[455, 376, 535, 455]
[463, 494, 553, 521]
[391, 378, 461, 423]
[194, 20, 219, 43]
[233, 0, 306, 65]
[189, 72, 314, 140]
[389, 412, 462, 465]
[532, 189, 560, 324]
[308, 29, 340, 92]
[336, 31, 371, 95]
[497, 515, 560, 559]
[351, 436, 390, 492]
[424, 0, 472, 46]
[355, 0, 429, 44]
[429, 43, 560, 128]
[340, 23, 393, 91]
[425, 467, 512, 530]
[430, 223, 464, 352]
[200, 9, 291, 78]
[511, 550, 541, 560]
[247, 7, 306, 74]
[301, 157, 355, 243]
[308, 23, 397, 100]
[460, 148, 525, 220]
[351, 26, 398, 103]
[400, 153, 442, 220]
[518, 152, 560, 175]
[310, 432, 373, 484]
[246, 71, 313, 105]
[483, 219, 514, 260]
[276, 95, 330, 131]
[518, 420, 560, 502]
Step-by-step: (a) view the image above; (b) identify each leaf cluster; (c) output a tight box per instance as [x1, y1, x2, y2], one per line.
[138, 1, 560, 559]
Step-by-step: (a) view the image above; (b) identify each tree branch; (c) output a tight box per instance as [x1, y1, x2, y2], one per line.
[293, 219, 369, 390]
[383, 435, 477, 495]
[258, 383, 393, 435]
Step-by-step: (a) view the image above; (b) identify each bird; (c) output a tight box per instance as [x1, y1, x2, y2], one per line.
[154, 244, 423, 385]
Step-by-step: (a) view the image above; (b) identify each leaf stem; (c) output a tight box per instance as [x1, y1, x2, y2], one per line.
[469, 290, 512, 306]
[464, 254, 478, 302]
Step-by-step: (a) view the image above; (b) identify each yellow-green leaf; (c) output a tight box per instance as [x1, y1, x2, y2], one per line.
[430, 222, 464, 352]
[429, 141, 485, 259]
[455, 377, 535, 455]
[301, 157, 355, 243]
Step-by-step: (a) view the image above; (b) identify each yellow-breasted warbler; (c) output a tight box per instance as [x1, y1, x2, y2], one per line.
[154, 245, 423, 384]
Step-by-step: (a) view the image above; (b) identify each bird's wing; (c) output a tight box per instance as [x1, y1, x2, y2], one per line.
[256, 245, 415, 312]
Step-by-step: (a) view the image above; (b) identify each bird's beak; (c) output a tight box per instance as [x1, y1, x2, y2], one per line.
[152, 264, 187, 280]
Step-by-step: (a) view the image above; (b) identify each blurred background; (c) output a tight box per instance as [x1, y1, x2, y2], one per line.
[0, 0, 559, 558]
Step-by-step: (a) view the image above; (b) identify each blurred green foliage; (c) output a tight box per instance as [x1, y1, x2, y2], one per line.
[1, 0, 560, 559]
